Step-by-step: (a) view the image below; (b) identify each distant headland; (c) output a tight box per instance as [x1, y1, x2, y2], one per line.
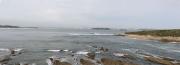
[0, 25, 20, 28]
[0, 25, 38, 28]
[91, 28, 111, 30]
[125, 29, 180, 43]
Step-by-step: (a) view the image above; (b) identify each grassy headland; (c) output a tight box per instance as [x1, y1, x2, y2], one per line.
[125, 29, 180, 42]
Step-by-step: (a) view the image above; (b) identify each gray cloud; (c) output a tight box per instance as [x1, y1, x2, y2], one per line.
[0, 0, 180, 28]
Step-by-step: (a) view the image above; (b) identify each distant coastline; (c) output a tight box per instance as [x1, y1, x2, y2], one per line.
[0, 25, 20, 28]
[125, 29, 180, 43]
[91, 28, 111, 30]
[0, 25, 38, 28]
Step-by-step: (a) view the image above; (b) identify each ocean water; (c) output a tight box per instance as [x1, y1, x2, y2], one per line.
[0, 28, 180, 65]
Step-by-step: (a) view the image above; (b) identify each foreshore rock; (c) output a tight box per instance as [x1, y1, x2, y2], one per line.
[1, 47, 179, 65]
[101, 58, 138, 65]
[101, 58, 123, 65]
[53, 60, 71, 65]
[80, 59, 95, 65]
[0, 48, 25, 65]
[0, 51, 11, 63]
[99, 47, 108, 52]
[87, 52, 95, 60]
[47, 56, 72, 65]
[144, 55, 179, 65]
[174, 63, 180, 65]
[0, 48, 24, 56]
[0, 55, 10, 62]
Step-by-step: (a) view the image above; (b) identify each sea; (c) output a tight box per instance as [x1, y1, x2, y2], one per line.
[0, 28, 180, 65]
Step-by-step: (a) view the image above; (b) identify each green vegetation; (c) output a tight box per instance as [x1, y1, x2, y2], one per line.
[126, 29, 180, 37]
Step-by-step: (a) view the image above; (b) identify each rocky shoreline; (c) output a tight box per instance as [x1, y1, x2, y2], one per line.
[126, 34, 180, 43]
[0, 46, 180, 65]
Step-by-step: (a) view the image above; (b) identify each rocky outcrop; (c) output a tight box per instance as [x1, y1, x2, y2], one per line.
[0, 55, 10, 62]
[0, 51, 11, 63]
[101, 58, 123, 65]
[0, 48, 24, 56]
[0, 48, 25, 65]
[101, 58, 138, 65]
[174, 63, 180, 65]
[99, 47, 108, 52]
[144, 56, 179, 65]
[80, 59, 95, 65]
[46, 56, 72, 65]
[87, 52, 95, 60]
[53, 60, 71, 65]
[2, 46, 179, 65]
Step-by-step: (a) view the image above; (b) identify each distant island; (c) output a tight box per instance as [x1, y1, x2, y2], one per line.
[91, 28, 111, 30]
[0, 25, 38, 28]
[125, 29, 180, 43]
[0, 25, 20, 28]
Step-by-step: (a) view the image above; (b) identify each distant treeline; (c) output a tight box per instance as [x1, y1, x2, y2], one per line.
[126, 29, 180, 37]
[0, 25, 20, 28]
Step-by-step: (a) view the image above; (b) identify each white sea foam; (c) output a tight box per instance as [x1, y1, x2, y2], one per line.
[47, 49, 70, 52]
[14, 48, 23, 52]
[170, 42, 178, 43]
[76, 51, 89, 55]
[68, 33, 114, 36]
[46, 59, 53, 65]
[171, 50, 180, 53]
[63, 50, 69, 52]
[47, 50, 61, 52]
[113, 53, 127, 57]
[95, 51, 101, 54]
[0, 48, 23, 52]
[122, 48, 140, 53]
[0, 48, 9, 51]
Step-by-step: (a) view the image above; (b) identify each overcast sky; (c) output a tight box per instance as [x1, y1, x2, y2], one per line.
[0, 0, 180, 28]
